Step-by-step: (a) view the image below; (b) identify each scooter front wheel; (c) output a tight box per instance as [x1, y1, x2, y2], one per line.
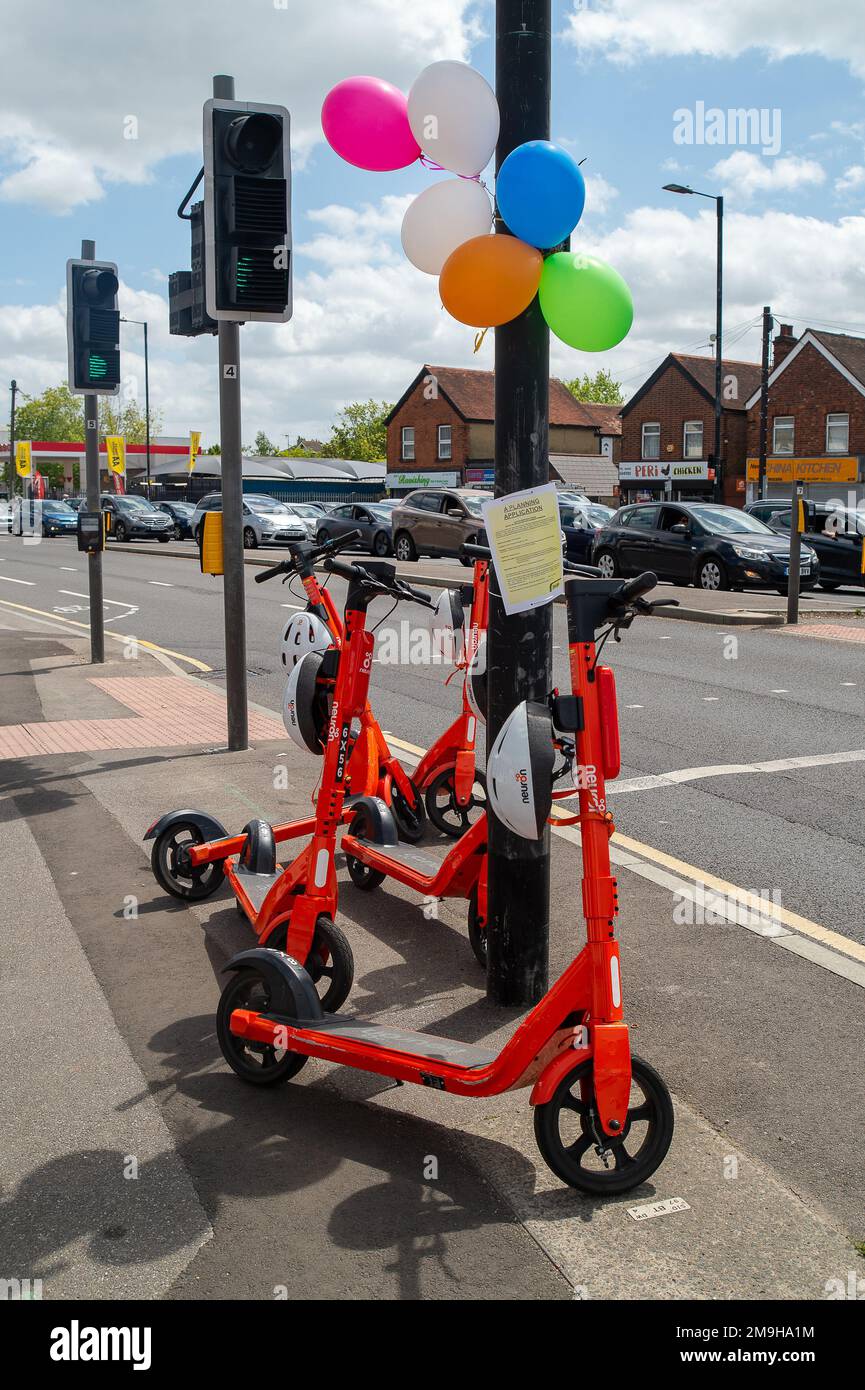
[389, 778, 426, 844]
[216, 967, 309, 1086]
[533, 1054, 674, 1195]
[302, 915, 354, 1013]
[151, 822, 224, 901]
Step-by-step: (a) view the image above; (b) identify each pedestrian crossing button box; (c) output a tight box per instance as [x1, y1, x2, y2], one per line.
[77, 510, 104, 554]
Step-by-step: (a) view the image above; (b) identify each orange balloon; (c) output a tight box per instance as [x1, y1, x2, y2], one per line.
[440, 234, 543, 328]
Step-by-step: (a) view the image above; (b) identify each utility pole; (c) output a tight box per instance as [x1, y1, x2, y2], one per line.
[8, 378, 17, 499]
[213, 72, 248, 751]
[80, 238, 105, 663]
[486, 0, 552, 1007]
[758, 305, 772, 500]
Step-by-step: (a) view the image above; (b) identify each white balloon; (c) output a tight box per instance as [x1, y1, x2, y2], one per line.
[401, 178, 493, 275]
[408, 61, 500, 178]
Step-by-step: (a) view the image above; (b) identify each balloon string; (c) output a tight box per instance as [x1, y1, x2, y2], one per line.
[473, 328, 489, 353]
[419, 153, 484, 183]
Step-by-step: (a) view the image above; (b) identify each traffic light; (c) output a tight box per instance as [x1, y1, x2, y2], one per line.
[169, 202, 218, 337]
[203, 98, 292, 322]
[66, 259, 120, 394]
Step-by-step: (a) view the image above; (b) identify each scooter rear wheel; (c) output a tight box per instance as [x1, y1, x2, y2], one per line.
[426, 767, 487, 838]
[533, 1054, 674, 1195]
[389, 778, 426, 844]
[467, 887, 487, 969]
[216, 967, 309, 1086]
[151, 822, 224, 901]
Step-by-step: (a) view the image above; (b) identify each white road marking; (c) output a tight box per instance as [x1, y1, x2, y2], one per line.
[625, 703, 643, 709]
[59, 590, 133, 607]
[0, 574, 35, 585]
[606, 747, 865, 796]
[842, 682, 857, 687]
[60, 566, 77, 572]
[702, 696, 719, 701]
[280, 602, 304, 610]
[148, 581, 174, 587]
[771, 688, 789, 694]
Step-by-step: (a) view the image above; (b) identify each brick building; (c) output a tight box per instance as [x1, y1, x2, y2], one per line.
[619, 352, 761, 505]
[384, 364, 620, 497]
[744, 326, 865, 505]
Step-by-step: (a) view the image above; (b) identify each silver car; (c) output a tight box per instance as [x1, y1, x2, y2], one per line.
[191, 492, 308, 549]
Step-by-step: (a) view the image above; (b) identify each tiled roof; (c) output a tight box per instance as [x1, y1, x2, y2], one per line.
[671, 353, 762, 411]
[550, 455, 618, 494]
[422, 364, 614, 428]
[810, 331, 865, 388]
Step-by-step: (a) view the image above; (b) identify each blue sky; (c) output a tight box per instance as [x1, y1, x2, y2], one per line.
[1, 0, 864, 442]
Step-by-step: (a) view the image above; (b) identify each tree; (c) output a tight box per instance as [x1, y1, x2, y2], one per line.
[564, 369, 623, 405]
[321, 400, 391, 463]
[99, 398, 163, 443]
[14, 384, 83, 441]
[204, 443, 221, 455]
[251, 430, 279, 456]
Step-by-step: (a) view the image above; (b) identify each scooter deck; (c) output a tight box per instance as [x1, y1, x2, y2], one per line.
[347, 836, 440, 877]
[232, 867, 282, 914]
[289, 1015, 496, 1069]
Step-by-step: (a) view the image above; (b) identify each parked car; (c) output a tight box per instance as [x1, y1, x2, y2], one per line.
[189, 492, 307, 548]
[303, 501, 336, 516]
[38, 498, 79, 537]
[100, 493, 173, 543]
[592, 501, 819, 593]
[390, 488, 489, 564]
[278, 502, 324, 539]
[746, 499, 865, 591]
[560, 501, 615, 564]
[64, 495, 88, 511]
[314, 502, 396, 557]
[156, 500, 196, 539]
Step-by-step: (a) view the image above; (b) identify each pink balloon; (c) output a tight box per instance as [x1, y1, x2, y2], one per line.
[321, 76, 421, 172]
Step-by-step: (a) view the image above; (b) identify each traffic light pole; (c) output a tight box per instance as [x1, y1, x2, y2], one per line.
[213, 73, 248, 752]
[81, 238, 105, 664]
[486, 0, 552, 1008]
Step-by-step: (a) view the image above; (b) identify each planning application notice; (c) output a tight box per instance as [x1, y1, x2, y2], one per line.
[482, 483, 564, 615]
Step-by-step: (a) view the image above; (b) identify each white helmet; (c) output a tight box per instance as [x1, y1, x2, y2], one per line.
[281, 610, 333, 670]
[465, 634, 488, 724]
[487, 701, 554, 839]
[282, 651, 328, 754]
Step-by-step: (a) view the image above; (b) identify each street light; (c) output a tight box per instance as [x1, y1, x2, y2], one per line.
[119, 317, 152, 490]
[663, 183, 724, 503]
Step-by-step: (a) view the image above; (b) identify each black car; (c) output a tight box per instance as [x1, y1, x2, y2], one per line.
[745, 499, 864, 592]
[314, 502, 395, 557]
[156, 500, 196, 539]
[592, 502, 819, 593]
[560, 501, 614, 564]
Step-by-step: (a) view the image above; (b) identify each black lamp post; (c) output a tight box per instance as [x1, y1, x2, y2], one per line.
[120, 317, 152, 489]
[664, 183, 724, 502]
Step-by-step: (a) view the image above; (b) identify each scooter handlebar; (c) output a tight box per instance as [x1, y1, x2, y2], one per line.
[254, 559, 289, 584]
[460, 542, 491, 561]
[253, 529, 364, 584]
[616, 571, 658, 606]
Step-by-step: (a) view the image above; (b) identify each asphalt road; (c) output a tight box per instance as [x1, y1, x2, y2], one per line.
[3, 533, 864, 947]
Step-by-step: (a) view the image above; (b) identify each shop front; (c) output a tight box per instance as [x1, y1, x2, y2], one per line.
[618, 459, 714, 504]
[745, 456, 864, 508]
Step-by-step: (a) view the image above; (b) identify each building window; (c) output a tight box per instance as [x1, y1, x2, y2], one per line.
[641, 423, 660, 459]
[401, 426, 415, 461]
[826, 413, 849, 453]
[437, 424, 452, 461]
[773, 416, 794, 454]
[683, 420, 703, 459]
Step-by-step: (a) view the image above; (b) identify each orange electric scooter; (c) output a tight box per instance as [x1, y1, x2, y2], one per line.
[145, 545, 435, 1010]
[215, 570, 676, 1195]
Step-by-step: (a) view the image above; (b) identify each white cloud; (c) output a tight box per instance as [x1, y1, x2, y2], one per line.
[564, 0, 865, 79]
[708, 151, 826, 202]
[0, 0, 479, 213]
[835, 165, 865, 195]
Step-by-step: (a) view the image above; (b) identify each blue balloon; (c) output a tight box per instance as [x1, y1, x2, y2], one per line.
[496, 140, 586, 249]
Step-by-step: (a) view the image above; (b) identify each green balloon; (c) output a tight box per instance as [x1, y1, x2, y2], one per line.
[538, 252, 633, 352]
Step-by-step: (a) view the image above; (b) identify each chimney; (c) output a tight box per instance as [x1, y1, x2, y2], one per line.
[772, 323, 797, 369]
